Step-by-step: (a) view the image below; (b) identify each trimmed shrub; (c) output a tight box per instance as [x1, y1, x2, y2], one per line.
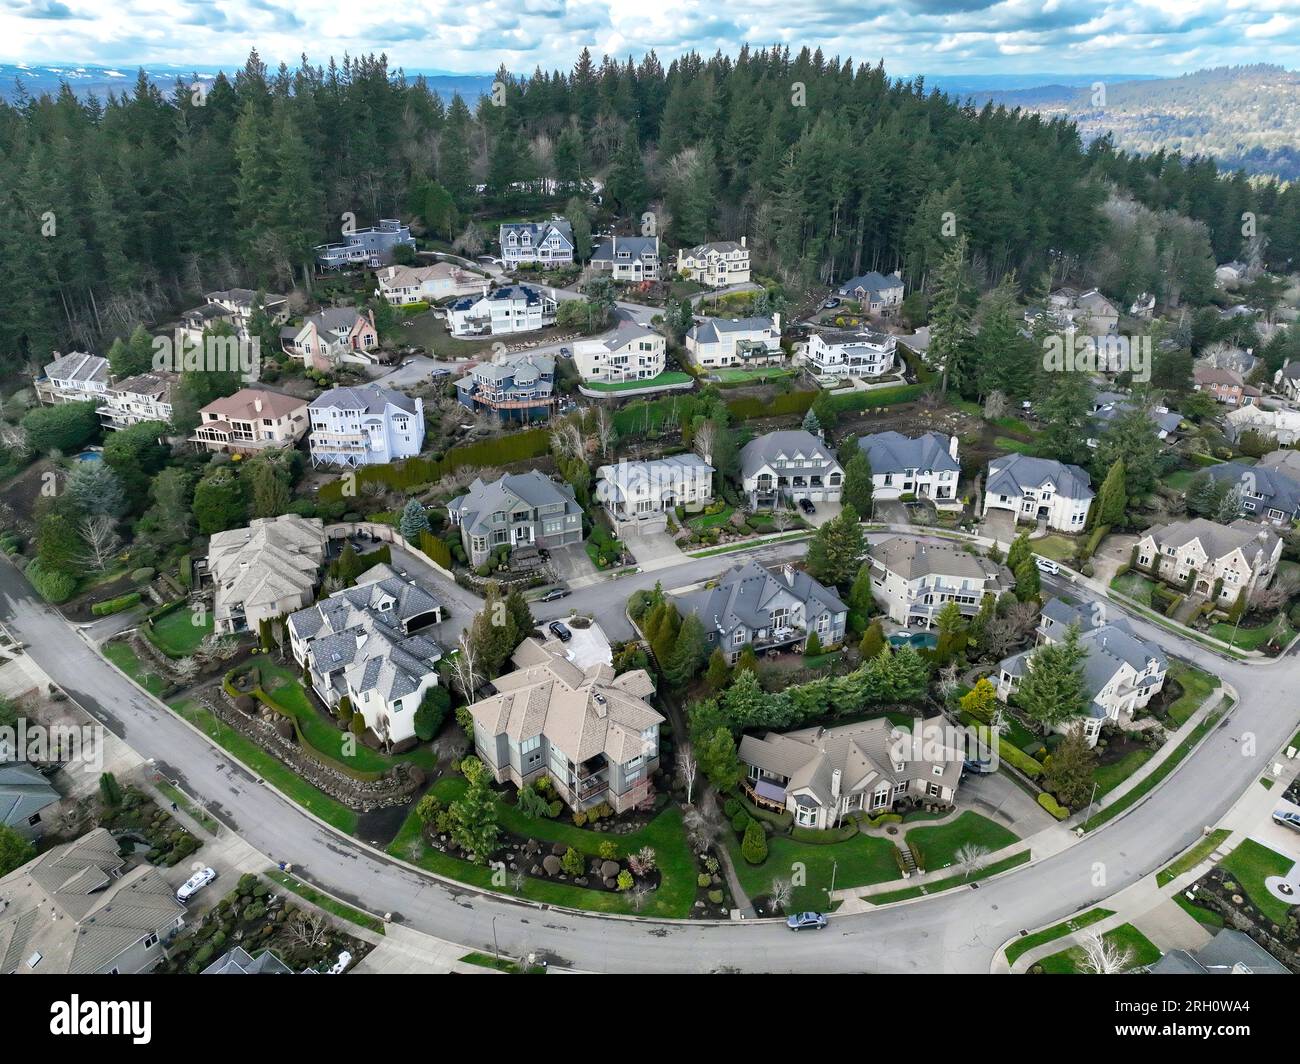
[741, 819, 768, 864]
[91, 591, 141, 616]
[1037, 792, 1069, 820]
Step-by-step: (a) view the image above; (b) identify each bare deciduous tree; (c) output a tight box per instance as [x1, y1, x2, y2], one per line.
[287, 911, 329, 950]
[678, 745, 698, 805]
[693, 420, 717, 465]
[769, 878, 792, 912]
[172, 657, 200, 686]
[79, 515, 122, 572]
[592, 405, 615, 459]
[1251, 571, 1300, 613]
[1077, 930, 1135, 974]
[449, 633, 480, 703]
[981, 601, 1041, 657]
[955, 842, 991, 880]
[982, 390, 1008, 421]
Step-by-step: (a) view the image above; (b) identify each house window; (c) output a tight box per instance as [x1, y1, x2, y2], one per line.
[143, 934, 158, 948]
[795, 804, 817, 827]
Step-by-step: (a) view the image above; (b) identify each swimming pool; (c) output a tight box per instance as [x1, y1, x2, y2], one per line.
[887, 630, 938, 650]
[73, 450, 103, 462]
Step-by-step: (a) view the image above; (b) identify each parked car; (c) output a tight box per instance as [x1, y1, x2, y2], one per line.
[540, 587, 570, 602]
[176, 867, 218, 903]
[429, 368, 450, 379]
[1034, 557, 1060, 575]
[798, 498, 816, 515]
[822, 298, 841, 309]
[1272, 808, 1300, 833]
[399, 358, 414, 368]
[963, 758, 994, 775]
[548, 620, 572, 642]
[786, 912, 828, 931]
[558, 346, 572, 358]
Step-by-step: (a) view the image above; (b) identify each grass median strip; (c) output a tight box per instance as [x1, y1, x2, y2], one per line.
[866, 850, 1032, 905]
[265, 868, 386, 934]
[1156, 828, 1231, 887]
[1004, 907, 1114, 967]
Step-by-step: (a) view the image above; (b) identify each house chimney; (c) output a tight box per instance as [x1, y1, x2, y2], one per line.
[773, 312, 781, 333]
[254, 396, 263, 414]
[830, 769, 841, 799]
[741, 236, 747, 248]
[783, 563, 796, 586]
[948, 434, 959, 460]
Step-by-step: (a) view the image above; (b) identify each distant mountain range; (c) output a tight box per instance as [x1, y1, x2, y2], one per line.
[972, 64, 1300, 181]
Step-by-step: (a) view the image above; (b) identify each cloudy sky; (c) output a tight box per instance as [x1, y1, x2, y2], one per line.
[2, 0, 1298, 77]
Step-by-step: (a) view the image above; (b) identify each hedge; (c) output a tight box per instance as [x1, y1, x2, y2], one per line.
[1080, 524, 1109, 560]
[419, 529, 453, 570]
[790, 822, 858, 844]
[1037, 792, 1069, 820]
[317, 428, 551, 502]
[92, 592, 142, 616]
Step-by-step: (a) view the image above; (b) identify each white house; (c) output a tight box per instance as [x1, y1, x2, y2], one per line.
[35, 351, 110, 406]
[288, 564, 444, 747]
[675, 238, 750, 288]
[1226, 404, 1300, 447]
[590, 235, 661, 282]
[740, 430, 843, 508]
[857, 431, 960, 505]
[982, 454, 1094, 532]
[1135, 517, 1281, 607]
[595, 454, 714, 532]
[803, 327, 897, 380]
[96, 372, 175, 430]
[499, 218, 575, 269]
[447, 284, 557, 337]
[1215, 261, 1249, 289]
[573, 321, 666, 383]
[375, 262, 488, 305]
[867, 537, 1013, 628]
[683, 314, 783, 369]
[307, 384, 424, 468]
[997, 597, 1168, 745]
[180, 289, 289, 344]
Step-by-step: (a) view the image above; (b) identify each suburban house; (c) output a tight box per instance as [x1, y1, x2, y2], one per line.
[288, 564, 445, 747]
[1086, 392, 1183, 446]
[1259, 448, 1300, 480]
[867, 537, 1012, 628]
[96, 372, 175, 430]
[1206, 462, 1300, 525]
[1044, 287, 1120, 335]
[202, 947, 296, 975]
[1275, 361, 1300, 402]
[467, 637, 664, 814]
[1215, 261, 1249, 289]
[573, 321, 666, 383]
[307, 384, 424, 468]
[281, 308, 379, 370]
[590, 235, 661, 282]
[189, 387, 309, 455]
[455, 351, 558, 423]
[180, 289, 288, 343]
[739, 716, 963, 829]
[1135, 517, 1281, 606]
[837, 270, 905, 315]
[803, 326, 897, 380]
[740, 430, 844, 508]
[675, 238, 750, 288]
[206, 514, 327, 635]
[674, 560, 847, 662]
[314, 219, 416, 270]
[683, 314, 784, 369]
[857, 431, 960, 505]
[1150, 929, 1292, 975]
[1194, 364, 1260, 406]
[1226, 404, 1300, 447]
[499, 218, 575, 268]
[982, 454, 1094, 532]
[1129, 292, 1156, 319]
[375, 262, 488, 305]
[448, 470, 584, 569]
[447, 284, 557, 337]
[595, 454, 714, 533]
[996, 597, 1168, 745]
[0, 762, 59, 839]
[0, 827, 185, 975]
[34, 351, 110, 406]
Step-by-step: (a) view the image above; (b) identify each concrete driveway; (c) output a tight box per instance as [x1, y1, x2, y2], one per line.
[623, 528, 685, 571]
[547, 543, 600, 585]
[369, 354, 465, 389]
[873, 500, 910, 525]
[957, 768, 1056, 837]
[978, 509, 1016, 547]
[804, 500, 843, 528]
[1092, 531, 1139, 587]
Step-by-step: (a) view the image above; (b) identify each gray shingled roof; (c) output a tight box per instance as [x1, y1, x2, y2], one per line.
[986, 453, 1093, 502]
[447, 471, 578, 539]
[857, 431, 958, 476]
[740, 430, 839, 480]
[686, 315, 776, 345]
[674, 559, 846, 639]
[0, 762, 59, 830]
[591, 235, 660, 262]
[869, 537, 1011, 586]
[1208, 462, 1300, 518]
[1143, 517, 1280, 562]
[310, 383, 418, 415]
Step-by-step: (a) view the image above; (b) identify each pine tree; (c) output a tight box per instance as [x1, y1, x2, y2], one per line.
[858, 620, 885, 660]
[1014, 557, 1041, 603]
[1016, 627, 1088, 728]
[664, 614, 708, 689]
[1043, 726, 1098, 810]
[805, 503, 864, 588]
[399, 498, 431, 542]
[1094, 458, 1127, 528]
[705, 648, 731, 691]
[929, 233, 974, 397]
[842, 451, 874, 518]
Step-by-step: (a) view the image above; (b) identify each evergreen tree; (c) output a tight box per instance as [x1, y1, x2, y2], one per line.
[1015, 627, 1088, 728]
[399, 498, 431, 541]
[448, 756, 500, 864]
[664, 613, 708, 689]
[805, 503, 864, 588]
[704, 648, 731, 691]
[1014, 557, 1041, 603]
[842, 451, 874, 517]
[1043, 726, 1098, 810]
[1094, 458, 1127, 528]
[859, 620, 885, 661]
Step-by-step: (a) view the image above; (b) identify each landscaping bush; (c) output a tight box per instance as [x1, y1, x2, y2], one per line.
[25, 559, 77, 603]
[92, 592, 142, 616]
[1037, 792, 1069, 820]
[741, 819, 768, 864]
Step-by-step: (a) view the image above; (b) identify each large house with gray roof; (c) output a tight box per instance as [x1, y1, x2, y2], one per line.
[982, 453, 1094, 532]
[314, 218, 415, 270]
[683, 313, 783, 369]
[595, 454, 714, 532]
[455, 351, 558, 423]
[468, 637, 664, 814]
[803, 326, 897, 379]
[996, 597, 1168, 745]
[675, 238, 750, 288]
[307, 383, 424, 468]
[499, 217, 575, 269]
[590, 234, 661, 282]
[674, 560, 847, 662]
[34, 351, 110, 406]
[1135, 517, 1281, 607]
[1150, 929, 1291, 975]
[288, 563, 444, 747]
[867, 537, 1012, 627]
[447, 471, 584, 569]
[206, 514, 328, 635]
[281, 307, 379, 369]
[836, 270, 905, 315]
[0, 827, 185, 974]
[1206, 461, 1300, 525]
[573, 320, 666, 383]
[447, 283, 557, 337]
[740, 429, 843, 508]
[857, 431, 960, 505]
[0, 762, 59, 839]
[739, 715, 964, 829]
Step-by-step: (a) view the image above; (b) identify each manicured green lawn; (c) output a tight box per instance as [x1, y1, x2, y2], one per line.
[1218, 839, 1298, 926]
[146, 606, 213, 657]
[1174, 893, 1225, 929]
[688, 505, 735, 532]
[584, 371, 692, 392]
[1036, 923, 1160, 973]
[867, 851, 1031, 904]
[1005, 907, 1114, 966]
[993, 435, 1037, 456]
[1210, 615, 1295, 651]
[1032, 535, 1078, 562]
[1164, 468, 1197, 492]
[167, 697, 358, 834]
[103, 641, 166, 697]
[904, 812, 1019, 872]
[1165, 664, 1218, 726]
[1110, 571, 1156, 605]
[1094, 748, 1153, 797]
[726, 831, 902, 912]
[1157, 828, 1232, 887]
[715, 367, 797, 385]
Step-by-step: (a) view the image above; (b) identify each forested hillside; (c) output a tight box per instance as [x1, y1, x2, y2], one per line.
[2, 47, 1298, 375]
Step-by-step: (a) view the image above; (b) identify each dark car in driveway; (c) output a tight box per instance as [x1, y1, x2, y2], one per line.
[798, 497, 816, 515]
[548, 621, 572, 642]
[786, 912, 828, 931]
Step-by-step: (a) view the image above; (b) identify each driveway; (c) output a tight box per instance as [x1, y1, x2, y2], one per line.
[804, 500, 842, 528]
[368, 354, 466, 389]
[873, 500, 910, 526]
[623, 527, 685, 570]
[547, 543, 601, 585]
[957, 768, 1057, 837]
[1092, 531, 1139, 587]
[978, 509, 1016, 547]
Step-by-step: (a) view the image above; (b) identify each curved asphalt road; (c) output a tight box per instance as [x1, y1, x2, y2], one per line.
[1, 555, 1294, 973]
